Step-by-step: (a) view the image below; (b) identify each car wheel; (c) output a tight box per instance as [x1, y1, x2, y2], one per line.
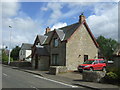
[102, 67, 106, 72]
[89, 67, 93, 71]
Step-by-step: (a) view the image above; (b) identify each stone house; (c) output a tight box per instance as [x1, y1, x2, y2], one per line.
[19, 43, 33, 62]
[31, 14, 99, 71]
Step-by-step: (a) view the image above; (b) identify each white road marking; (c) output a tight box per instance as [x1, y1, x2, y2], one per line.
[33, 75, 78, 88]
[30, 85, 39, 90]
[3, 73, 8, 77]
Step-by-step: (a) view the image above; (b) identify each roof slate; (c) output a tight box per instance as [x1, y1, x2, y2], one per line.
[35, 21, 98, 48]
[43, 22, 80, 44]
[59, 22, 80, 40]
[44, 31, 54, 44]
[37, 35, 48, 45]
[55, 29, 65, 41]
[21, 43, 32, 50]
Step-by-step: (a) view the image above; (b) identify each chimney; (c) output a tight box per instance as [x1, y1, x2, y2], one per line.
[45, 27, 50, 34]
[79, 13, 86, 23]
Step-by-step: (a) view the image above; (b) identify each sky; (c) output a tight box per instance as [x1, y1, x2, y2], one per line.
[1, 0, 119, 49]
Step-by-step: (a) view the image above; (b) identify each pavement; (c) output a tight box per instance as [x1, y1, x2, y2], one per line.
[2, 64, 120, 90]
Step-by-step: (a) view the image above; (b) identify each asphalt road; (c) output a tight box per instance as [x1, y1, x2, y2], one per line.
[2, 66, 84, 89]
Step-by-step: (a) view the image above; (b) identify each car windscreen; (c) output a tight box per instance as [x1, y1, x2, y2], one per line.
[83, 60, 94, 64]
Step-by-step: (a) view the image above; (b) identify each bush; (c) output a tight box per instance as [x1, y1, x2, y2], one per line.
[106, 72, 118, 80]
[2, 50, 13, 63]
[104, 66, 120, 84]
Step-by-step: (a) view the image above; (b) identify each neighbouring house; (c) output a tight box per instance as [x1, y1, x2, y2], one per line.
[31, 14, 99, 71]
[19, 43, 33, 62]
[113, 44, 120, 68]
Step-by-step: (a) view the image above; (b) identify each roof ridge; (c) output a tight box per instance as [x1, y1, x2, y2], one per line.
[59, 22, 79, 29]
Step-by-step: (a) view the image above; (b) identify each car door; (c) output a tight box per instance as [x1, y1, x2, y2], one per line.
[99, 60, 106, 70]
[93, 60, 99, 70]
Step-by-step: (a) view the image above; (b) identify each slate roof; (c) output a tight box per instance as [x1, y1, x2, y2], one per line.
[35, 20, 98, 48]
[44, 31, 54, 45]
[55, 29, 65, 41]
[43, 22, 80, 45]
[59, 22, 80, 41]
[37, 35, 48, 45]
[21, 43, 32, 50]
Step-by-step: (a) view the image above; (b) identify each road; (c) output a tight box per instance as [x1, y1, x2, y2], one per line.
[2, 66, 85, 89]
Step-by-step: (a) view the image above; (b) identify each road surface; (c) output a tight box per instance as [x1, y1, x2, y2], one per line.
[2, 66, 85, 89]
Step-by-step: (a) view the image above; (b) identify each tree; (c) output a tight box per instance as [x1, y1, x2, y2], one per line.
[11, 46, 21, 61]
[96, 36, 118, 60]
[2, 49, 13, 63]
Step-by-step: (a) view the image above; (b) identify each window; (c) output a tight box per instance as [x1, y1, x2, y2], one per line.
[84, 55, 88, 62]
[54, 38, 58, 47]
[94, 60, 99, 64]
[52, 54, 59, 65]
[99, 60, 105, 63]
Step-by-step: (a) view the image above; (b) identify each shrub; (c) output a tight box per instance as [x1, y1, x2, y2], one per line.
[2, 50, 13, 63]
[106, 72, 118, 80]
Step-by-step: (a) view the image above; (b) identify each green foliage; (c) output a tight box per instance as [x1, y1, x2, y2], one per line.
[106, 72, 118, 80]
[96, 36, 118, 59]
[107, 66, 120, 79]
[11, 46, 20, 61]
[2, 49, 13, 62]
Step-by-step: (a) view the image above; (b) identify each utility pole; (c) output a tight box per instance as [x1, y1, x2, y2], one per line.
[8, 26, 12, 65]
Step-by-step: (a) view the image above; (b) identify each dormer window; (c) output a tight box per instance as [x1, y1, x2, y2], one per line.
[54, 38, 58, 47]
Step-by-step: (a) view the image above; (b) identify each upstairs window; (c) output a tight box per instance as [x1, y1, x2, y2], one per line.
[54, 38, 59, 47]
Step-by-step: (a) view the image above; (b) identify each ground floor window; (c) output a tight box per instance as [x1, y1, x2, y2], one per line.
[52, 54, 59, 66]
[84, 55, 88, 62]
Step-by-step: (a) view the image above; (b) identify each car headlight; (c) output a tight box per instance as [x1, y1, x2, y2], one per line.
[84, 66, 90, 68]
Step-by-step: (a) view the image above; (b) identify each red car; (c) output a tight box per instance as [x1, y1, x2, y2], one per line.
[77, 59, 106, 73]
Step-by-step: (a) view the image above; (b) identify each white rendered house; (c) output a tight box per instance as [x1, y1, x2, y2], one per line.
[19, 43, 32, 62]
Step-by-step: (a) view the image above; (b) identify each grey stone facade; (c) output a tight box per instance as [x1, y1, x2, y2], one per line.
[49, 32, 66, 66]
[66, 25, 98, 70]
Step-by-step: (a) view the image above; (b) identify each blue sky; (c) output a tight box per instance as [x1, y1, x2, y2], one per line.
[1, 1, 119, 48]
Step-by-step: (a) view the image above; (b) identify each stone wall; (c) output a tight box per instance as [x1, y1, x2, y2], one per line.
[82, 71, 106, 82]
[50, 32, 66, 66]
[66, 24, 98, 70]
[38, 56, 49, 71]
[9, 61, 32, 67]
[49, 66, 67, 75]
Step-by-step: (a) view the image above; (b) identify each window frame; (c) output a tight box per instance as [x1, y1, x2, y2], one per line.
[84, 55, 88, 62]
[52, 54, 59, 66]
[53, 38, 59, 47]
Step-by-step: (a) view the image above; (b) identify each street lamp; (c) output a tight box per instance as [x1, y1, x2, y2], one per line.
[8, 25, 12, 65]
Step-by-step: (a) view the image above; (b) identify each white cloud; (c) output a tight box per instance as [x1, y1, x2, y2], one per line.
[2, 1, 42, 49]
[87, 3, 118, 40]
[46, 3, 63, 25]
[2, 16, 42, 48]
[2, 1, 20, 18]
[51, 22, 67, 30]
